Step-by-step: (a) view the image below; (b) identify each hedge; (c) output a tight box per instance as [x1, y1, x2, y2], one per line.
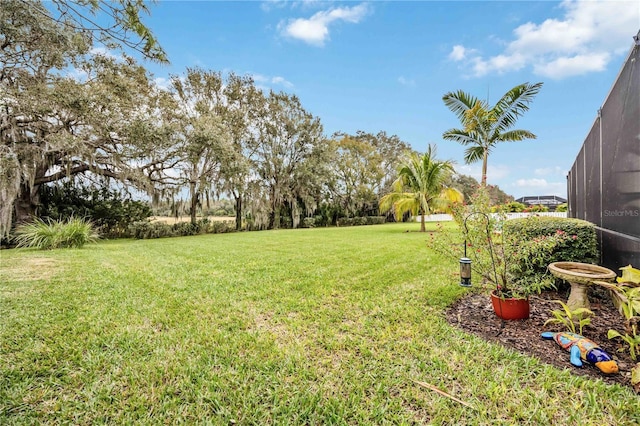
[503, 216, 598, 265]
[129, 219, 236, 239]
[336, 216, 386, 227]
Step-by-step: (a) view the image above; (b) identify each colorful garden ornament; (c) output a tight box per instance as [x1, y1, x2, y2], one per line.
[541, 331, 619, 374]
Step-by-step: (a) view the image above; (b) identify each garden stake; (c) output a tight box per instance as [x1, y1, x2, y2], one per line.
[412, 380, 476, 410]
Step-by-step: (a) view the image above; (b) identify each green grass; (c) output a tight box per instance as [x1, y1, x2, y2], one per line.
[0, 223, 637, 425]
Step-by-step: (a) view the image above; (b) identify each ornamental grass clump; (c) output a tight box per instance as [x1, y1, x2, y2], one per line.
[14, 217, 98, 249]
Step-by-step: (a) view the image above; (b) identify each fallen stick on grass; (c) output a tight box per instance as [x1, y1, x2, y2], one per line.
[412, 379, 476, 410]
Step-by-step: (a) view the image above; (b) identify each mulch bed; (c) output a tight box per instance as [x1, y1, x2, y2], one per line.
[446, 284, 638, 391]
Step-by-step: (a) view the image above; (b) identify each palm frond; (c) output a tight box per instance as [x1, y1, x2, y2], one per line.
[379, 192, 401, 213]
[430, 187, 464, 213]
[495, 129, 537, 142]
[463, 146, 485, 164]
[442, 129, 479, 146]
[394, 197, 420, 220]
[442, 90, 480, 122]
[491, 82, 543, 133]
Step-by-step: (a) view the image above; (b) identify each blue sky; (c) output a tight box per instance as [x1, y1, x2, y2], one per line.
[141, 0, 639, 199]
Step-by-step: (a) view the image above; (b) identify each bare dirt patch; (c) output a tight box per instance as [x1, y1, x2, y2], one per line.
[0, 257, 60, 282]
[446, 285, 637, 391]
[251, 310, 298, 349]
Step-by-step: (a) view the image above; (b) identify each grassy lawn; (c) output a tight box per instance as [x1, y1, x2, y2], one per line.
[1, 223, 637, 425]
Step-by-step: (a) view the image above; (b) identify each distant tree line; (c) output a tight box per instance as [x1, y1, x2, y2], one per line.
[1, 1, 517, 239]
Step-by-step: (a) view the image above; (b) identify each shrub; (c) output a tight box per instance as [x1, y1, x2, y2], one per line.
[503, 216, 598, 265]
[437, 188, 594, 297]
[314, 215, 326, 227]
[14, 217, 98, 249]
[492, 201, 526, 213]
[336, 216, 386, 227]
[173, 221, 203, 236]
[128, 221, 169, 239]
[128, 219, 236, 239]
[316, 203, 343, 226]
[302, 217, 316, 228]
[507, 230, 580, 294]
[523, 204, 549, 213]
[210, 220, 235, 234]
[39, 182, 152, 238]
[556, 203, 568, 212]
[372, 216, 384, 225]
[507, 201, 526, 212]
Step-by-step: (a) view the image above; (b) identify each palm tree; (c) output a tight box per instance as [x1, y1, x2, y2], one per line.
[442, 82, 543, 186]
[380, 145, 463, 232]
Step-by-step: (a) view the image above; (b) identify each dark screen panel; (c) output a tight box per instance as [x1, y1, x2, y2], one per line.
[568, 39, 640, 269]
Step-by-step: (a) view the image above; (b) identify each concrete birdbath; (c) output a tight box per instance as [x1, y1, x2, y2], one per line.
[548, 262, 617, 311]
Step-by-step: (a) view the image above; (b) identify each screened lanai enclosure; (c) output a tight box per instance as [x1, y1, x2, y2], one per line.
[567, 30, 640, 269]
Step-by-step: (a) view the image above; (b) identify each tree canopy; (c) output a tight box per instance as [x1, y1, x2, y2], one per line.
[327, 131, 411, 218]
[1, 1, 522, 238]
[1, 0, 167, 237]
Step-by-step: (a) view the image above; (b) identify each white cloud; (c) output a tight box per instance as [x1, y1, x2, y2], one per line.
[516, 178, 550, 188]
[451, 0, 639, 79]
[261, 0, 288, 12]
[278, 3, 369, 46]
[271, 76, 294, 88]
[534, 166, 566, 177]
[153, 77, 172, 91]
[398, 76, 416, 87]
[513, 178, 567, 197]
[90, 47, 119, 60]
[67, 68, 88, 82]
[449, 45, 474, 61]
[262, 0, 321, 12]
[457, 164, 511, 182]
[533, 52, 610, 79]
[471, 52, 528, 76]
[252, 73, 294, 90]
[295, 0, 325, 10]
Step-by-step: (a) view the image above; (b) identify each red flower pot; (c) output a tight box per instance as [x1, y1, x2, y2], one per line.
[490, 290, 530, 320]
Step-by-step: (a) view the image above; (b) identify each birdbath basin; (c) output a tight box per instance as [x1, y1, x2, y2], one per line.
[548, 262, 617, 311]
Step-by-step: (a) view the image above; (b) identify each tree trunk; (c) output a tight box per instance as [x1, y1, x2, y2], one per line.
[14, 184, 40, 225]
[481, 149, 489, 186]
[420, 213, 426, 232]
[271, 205, 280, 229]
[269, 185, 280, 230]
[234, 194, 242, 231]
[189, 182, 198, 225]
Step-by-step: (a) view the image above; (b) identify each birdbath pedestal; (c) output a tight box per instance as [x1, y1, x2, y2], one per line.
[548, 262, 617, 311]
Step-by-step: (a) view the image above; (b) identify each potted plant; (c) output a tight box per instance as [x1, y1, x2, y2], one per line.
[462, 214, 539, 320]
[433, 187, 569, 320]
